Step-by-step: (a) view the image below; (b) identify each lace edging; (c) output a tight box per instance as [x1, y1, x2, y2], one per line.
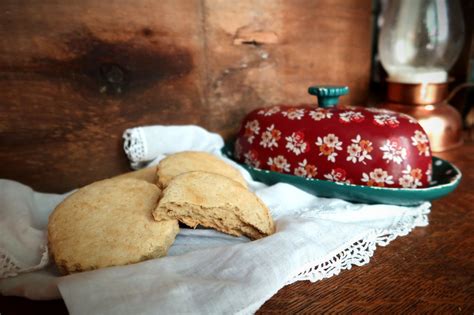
[0, 245, 50, 279]
[287, 205, 430, 284]
[123, 128, 146, 169]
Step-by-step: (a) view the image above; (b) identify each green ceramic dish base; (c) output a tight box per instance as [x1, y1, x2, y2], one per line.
[222, 142, 462, 206]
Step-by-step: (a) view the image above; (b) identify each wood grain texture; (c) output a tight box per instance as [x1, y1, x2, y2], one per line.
[0, 0, 372, 192]
[0, 0, 206, 192]
[203, 0, 372, 136]
[1, 141, 473, 313]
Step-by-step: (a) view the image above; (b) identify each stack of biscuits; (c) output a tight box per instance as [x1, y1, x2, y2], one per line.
[47, 151, 275, 274]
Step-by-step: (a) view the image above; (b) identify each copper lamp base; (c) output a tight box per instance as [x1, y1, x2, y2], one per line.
[379, 81, 463, 152]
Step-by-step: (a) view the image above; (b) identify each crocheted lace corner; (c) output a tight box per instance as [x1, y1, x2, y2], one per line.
[0, 245, 50, 279]
[123, 128, 146, 169]
[288, 206, 430, 284]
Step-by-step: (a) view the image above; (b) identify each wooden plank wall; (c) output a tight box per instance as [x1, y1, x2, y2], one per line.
[0, 0, 372, 192]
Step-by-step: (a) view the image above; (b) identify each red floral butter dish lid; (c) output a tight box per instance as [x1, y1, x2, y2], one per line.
[225, 86, 461, 205]
[234, 86, 432, 188]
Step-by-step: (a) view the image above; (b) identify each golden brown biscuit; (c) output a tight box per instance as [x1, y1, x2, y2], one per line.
[113, 166, 157, 183]
[48, 178, 179, 274]
[153, 171, 274, 240]
[156, 151, 247, 189]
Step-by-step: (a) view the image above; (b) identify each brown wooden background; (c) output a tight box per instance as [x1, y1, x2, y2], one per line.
[0, 0, 372, 192]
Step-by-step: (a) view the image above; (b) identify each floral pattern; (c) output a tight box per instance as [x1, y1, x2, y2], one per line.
[380, 139, 407, 164]
[294, 159, 318, 178]
[346, 135, 373, 164]
[257, 106, 280, 116]
[398, 164, 423, 188]
[309, 108, 333, 121]
[281, 108, 305, 120]
[285, 131, 309, 156]
[373, 114, 400, 128]
[315, 134, 343, 163]
[260, 124, 281, 149]
[339, 111, 365, 123]
[244, 150, 260, 168]
[361, 168, 394, 187]
[411, 130, 430, 156]
[237, 105, 432, 188]
[244, 120, 260, 144]
[324, 168, 352, 184]
[267, 155, 291, 173]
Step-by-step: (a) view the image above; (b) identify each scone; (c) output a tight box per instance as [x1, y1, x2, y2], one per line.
[113, 166, 157, 183]
[48, 178, 179, 274]
[153, 171, 274, 240]
[156, 151, 247, 188]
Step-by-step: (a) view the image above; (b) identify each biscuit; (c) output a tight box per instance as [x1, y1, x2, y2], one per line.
[113, 166, 157, 183]
[48, 178, 179, 274]
[156, 151, 247, 189]
[153, 171, 274, 240]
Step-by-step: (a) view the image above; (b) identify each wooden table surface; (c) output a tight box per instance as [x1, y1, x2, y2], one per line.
[1, 141, 473, 314]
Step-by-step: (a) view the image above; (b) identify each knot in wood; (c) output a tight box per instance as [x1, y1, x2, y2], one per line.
[100, 63, 125, 84]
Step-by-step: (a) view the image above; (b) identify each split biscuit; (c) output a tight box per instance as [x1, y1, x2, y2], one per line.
[153, 171, 274, 240]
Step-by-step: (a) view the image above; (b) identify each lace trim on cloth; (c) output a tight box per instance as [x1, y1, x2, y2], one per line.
[123, 128, 146, 170]
[287, 205, 430, 284]
[0, 245, 50, 279]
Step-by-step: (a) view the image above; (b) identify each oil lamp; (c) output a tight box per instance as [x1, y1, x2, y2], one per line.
[378, 0, 465, 152]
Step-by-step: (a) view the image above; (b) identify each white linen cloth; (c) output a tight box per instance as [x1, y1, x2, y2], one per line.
[0, 125, 430, 314]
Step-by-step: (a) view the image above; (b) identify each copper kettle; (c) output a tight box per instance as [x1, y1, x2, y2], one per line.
[379, 81, 463, 152]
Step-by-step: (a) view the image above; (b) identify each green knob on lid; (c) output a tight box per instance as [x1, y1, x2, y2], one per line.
[308, 86, 349, 108]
